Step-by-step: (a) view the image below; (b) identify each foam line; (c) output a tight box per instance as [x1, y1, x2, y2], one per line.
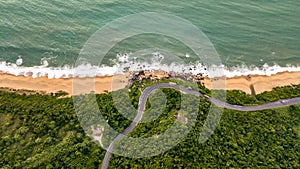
[1, 61, 300, 79]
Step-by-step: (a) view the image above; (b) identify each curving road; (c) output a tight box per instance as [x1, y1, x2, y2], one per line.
[101, 83, 300, 169]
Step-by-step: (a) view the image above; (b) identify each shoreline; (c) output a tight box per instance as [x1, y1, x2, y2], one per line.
[0, 71, 300, 96]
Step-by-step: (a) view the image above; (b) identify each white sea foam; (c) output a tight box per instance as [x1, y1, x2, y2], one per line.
[1, 53, 300, 79]
[16, 56, 23, 66]
[1, 60, 300, 79]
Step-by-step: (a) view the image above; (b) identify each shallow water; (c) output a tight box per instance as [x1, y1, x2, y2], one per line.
[0, 1, 299, 68]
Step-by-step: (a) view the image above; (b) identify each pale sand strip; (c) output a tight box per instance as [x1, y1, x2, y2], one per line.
[0, 71, 299, 96]
[203, 71, 300, 94]
[0, 73, 128, 96]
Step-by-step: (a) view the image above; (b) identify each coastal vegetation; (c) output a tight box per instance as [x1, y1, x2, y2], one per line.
[1, 81, 300, 168]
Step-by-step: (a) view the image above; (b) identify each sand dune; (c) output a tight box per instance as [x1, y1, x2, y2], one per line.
[0, 71, 300, 96]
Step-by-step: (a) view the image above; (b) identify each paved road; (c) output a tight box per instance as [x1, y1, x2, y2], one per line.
[101, 83, 300, 169]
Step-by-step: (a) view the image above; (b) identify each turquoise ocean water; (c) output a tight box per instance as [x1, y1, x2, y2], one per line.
[0, 0, 299, 69]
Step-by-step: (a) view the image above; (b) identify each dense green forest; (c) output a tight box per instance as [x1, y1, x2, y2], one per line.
[1, 80, 300, 168]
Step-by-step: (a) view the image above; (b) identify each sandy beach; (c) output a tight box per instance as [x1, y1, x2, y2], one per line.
[0, 71, 299, 96]
[203, 71, 300, 94]
[0, 73, 128, 96]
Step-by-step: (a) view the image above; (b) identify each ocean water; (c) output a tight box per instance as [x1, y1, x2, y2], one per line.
[0, 1, 299, 78]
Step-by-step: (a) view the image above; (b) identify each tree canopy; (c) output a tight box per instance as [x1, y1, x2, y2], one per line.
[1, 81, 300, 168]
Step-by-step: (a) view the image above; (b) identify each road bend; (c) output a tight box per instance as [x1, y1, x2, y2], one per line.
[101, 83, 300, 169]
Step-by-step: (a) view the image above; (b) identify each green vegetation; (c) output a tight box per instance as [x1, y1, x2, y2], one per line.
[1, 81, 300, 168]
[256, 85, 300, 102]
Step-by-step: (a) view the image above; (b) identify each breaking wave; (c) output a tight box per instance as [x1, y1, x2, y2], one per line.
[0, 52, 299, 79]
[1, 60, 300, 79]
